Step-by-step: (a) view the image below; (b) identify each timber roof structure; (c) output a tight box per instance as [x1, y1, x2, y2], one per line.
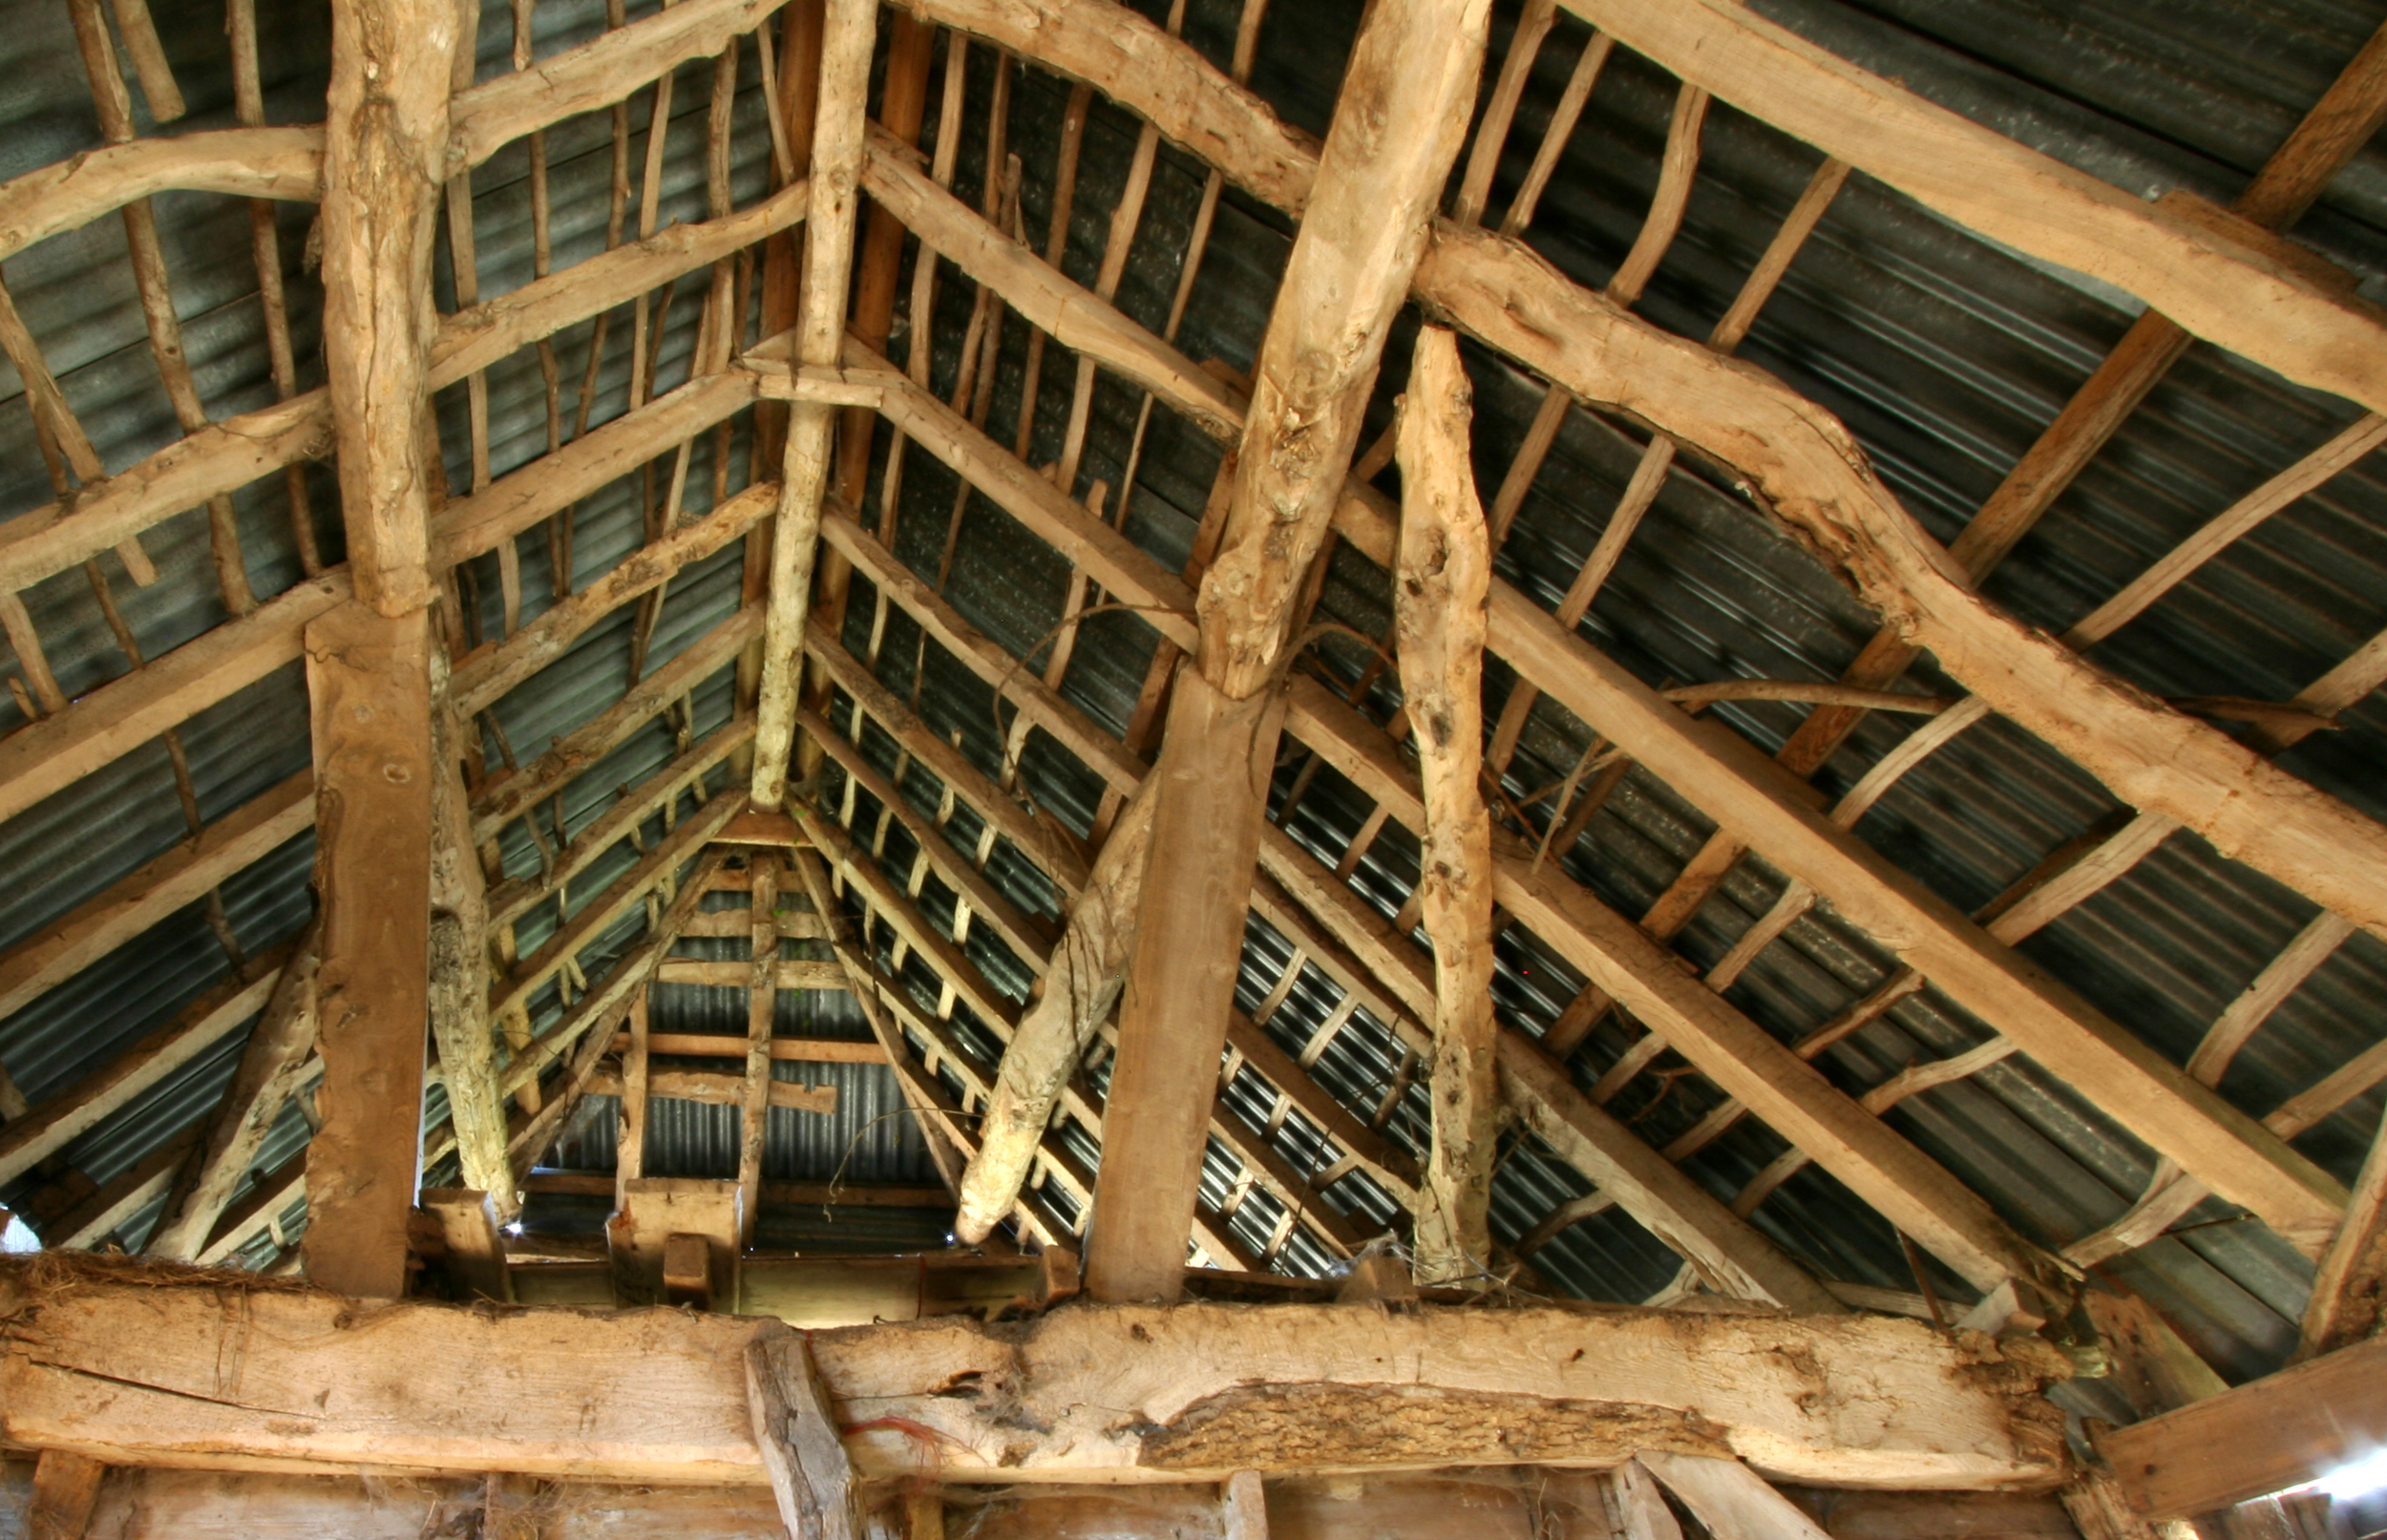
[2, 0, 2387, 1530]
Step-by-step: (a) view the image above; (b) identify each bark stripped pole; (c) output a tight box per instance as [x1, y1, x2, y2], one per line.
[956, 783, 1157, 1243]
[303, 0, 460, 1297]
[1085, 0, 1491, 1303]
[750, 0, 877, 810]
[430, 642, 514, 1214]
[1394, 327, 1497, 1287]
[801, 12, 938, 775]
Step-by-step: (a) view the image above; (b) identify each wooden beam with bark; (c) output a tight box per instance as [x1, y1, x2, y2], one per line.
[0, 1265, 2070, 1488]
[0, 126, 323, 264]
[428, 651, 510, 1211]
[445, 0, 792, 171]
[1392, 327, 1500, 1287]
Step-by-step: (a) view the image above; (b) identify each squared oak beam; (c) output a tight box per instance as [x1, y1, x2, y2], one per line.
[1087, 0, 1491, 1306]
[300, 602, 435, 1297]
[2097, 1336, 2387, 1519]
[306, 0, 461, 1297]
[1087, 670, 1283, 1298]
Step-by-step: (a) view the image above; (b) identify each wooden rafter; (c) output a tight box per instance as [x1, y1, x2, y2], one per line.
[1558, 0, 2387, 418]
[145, 932, 320, 1260]
[751, 0, 875, 810]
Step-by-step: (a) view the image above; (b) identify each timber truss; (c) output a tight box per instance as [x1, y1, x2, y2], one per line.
[2, 0, 2387, 1530]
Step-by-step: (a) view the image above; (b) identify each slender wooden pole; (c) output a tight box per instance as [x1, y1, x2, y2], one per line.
[145, 933, 320, 1259]
[1393, 328, 1498, 1287]
[738, 858, 781, 1244]
[751, 0, 877, 810]
[955, 782, 1155, 1243]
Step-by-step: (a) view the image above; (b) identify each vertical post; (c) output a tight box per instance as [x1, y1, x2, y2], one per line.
[1220, 1470, 1270, 1540]
[25, 1450, 105, 1540]
[303, 0, 461, 1297]
[1394, 327, 1498, 1287]
[616, 986, 652, 1213]
[1086, 676, 1281, 1301]
[302, 602, 436, 1297]
[738, 857, 781, 1244]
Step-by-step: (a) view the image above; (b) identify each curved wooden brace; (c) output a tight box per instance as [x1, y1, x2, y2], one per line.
[1415, 221, 2387, 946]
